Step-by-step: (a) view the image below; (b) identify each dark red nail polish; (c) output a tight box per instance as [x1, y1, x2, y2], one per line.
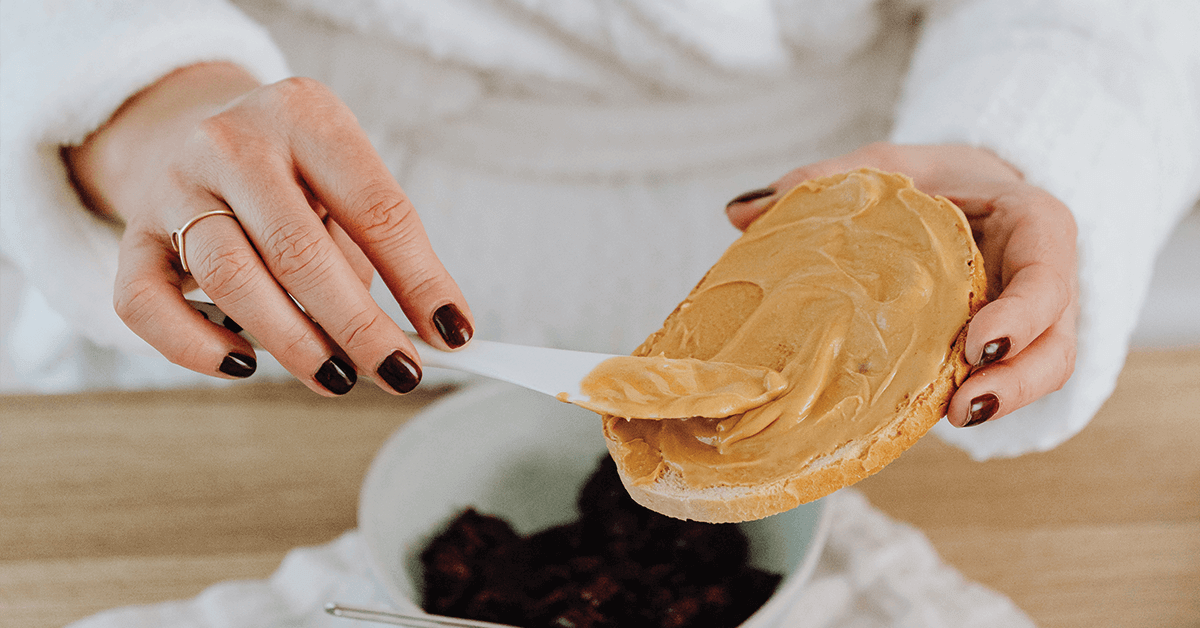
[726, 187, 776, 207]
[222, 316, 243, 334]
[963, 393, 1000, 427]
[379, 350, 421, 394]
[432, 303, 473, 349]
[315, 356, 356, 395]
[219, 353, 256, 378]
[976, 337, 1011, 368]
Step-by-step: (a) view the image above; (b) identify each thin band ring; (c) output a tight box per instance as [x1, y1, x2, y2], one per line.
[170, 209, 239, 274]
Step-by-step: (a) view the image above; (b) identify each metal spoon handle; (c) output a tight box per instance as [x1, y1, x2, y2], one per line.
[324, 603, 519, 628]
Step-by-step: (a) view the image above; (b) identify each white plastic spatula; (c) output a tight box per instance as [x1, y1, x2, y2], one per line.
[406, 332, 787, 419]
[406, 331, 610, 408]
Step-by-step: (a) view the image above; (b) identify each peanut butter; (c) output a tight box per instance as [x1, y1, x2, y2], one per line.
[604, 169, 980, 489]
[569, 356, 787, 419]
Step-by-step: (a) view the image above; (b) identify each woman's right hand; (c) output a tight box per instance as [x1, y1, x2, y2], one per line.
[66, 62, 473, 396]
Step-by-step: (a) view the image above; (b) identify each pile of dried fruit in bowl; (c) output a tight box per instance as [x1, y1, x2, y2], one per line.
[420, 456, 782, 628]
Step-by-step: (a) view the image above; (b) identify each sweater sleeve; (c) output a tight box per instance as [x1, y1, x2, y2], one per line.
[0, 0, 290, 369]
[890, 0, 1200, 459]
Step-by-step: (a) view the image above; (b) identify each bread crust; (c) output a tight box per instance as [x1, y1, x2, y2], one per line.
[603, 170, 988, 523]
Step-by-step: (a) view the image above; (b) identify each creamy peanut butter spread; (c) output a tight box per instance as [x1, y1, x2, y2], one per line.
[567, 356, 788, 419]
[605, 169, 980, 489]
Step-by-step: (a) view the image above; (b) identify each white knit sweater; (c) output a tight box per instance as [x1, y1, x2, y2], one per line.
[3, 0, 1198, 459]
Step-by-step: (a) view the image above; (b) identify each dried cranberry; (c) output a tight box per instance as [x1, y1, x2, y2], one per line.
[547, 605, 605, 628]
[464, 586, 528, 624]
[419, 456, 782, 628]
[661, 596, 702, 628]
[568, 554, 603, 576]
[578, 574, 621, 607]
[702, 584, 732, 612]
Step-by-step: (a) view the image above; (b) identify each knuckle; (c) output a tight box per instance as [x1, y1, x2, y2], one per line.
[273, 76, 330, 103]
[191, 115, 249, 159]
[350, 185, 419, 247]
[270, 318, 317, 361]
[193, 245, 261, 304]
[334, 308, 387, 353]
[1012, 373, 1033, 408]
[991, 187, 1027, 213]
[1049, 268, 1073, 307]
[1004, 187, 1078, 241]
[1029, 262, 1074, 317]
[113, 276, 221, 369]
[260, 216, 337, 291]
[270, 77, 348, 129]
[1054, 343, 1077, 392]
[112, 276, 161, 329]
[398, 272, 442, 304]
[187, 114, 281, 175]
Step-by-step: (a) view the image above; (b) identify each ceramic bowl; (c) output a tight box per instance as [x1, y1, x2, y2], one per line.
[359, 381, 831, 627]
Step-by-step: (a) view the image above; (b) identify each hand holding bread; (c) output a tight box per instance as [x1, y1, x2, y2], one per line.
[728, 144, 1079, 430]
[604, 167, 988, 521]
[602, 149, 1078, 523]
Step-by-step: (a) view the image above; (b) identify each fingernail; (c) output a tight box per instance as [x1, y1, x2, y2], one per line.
[222, 316, 243, 334]
[315, 356, 357, 395]
[378, 350, 421, 394]
[432, 303, 473, 349]
[219, 352, 256, 378]
[976, 337, 1011, 367]
[963, 393, 1000, 427]
[726, 187, 776, 208]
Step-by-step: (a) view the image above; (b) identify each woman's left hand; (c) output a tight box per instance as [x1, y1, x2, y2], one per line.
[725, 143, 1079, 428]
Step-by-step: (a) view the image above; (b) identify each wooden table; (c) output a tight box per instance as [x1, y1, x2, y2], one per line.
[2, 349, 1197, 628]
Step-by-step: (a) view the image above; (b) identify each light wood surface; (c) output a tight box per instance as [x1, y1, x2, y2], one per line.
[2, 349, 1197, 628]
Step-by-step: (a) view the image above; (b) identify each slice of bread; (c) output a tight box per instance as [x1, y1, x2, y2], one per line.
[602, 169, 988, 523]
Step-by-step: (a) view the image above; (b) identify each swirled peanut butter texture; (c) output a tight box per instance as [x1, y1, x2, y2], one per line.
[570, 356, 788, 419]
[605, 169, 981, 492]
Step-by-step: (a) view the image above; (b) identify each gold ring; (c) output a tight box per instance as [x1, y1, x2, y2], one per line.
[170, 209, 238, 274]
